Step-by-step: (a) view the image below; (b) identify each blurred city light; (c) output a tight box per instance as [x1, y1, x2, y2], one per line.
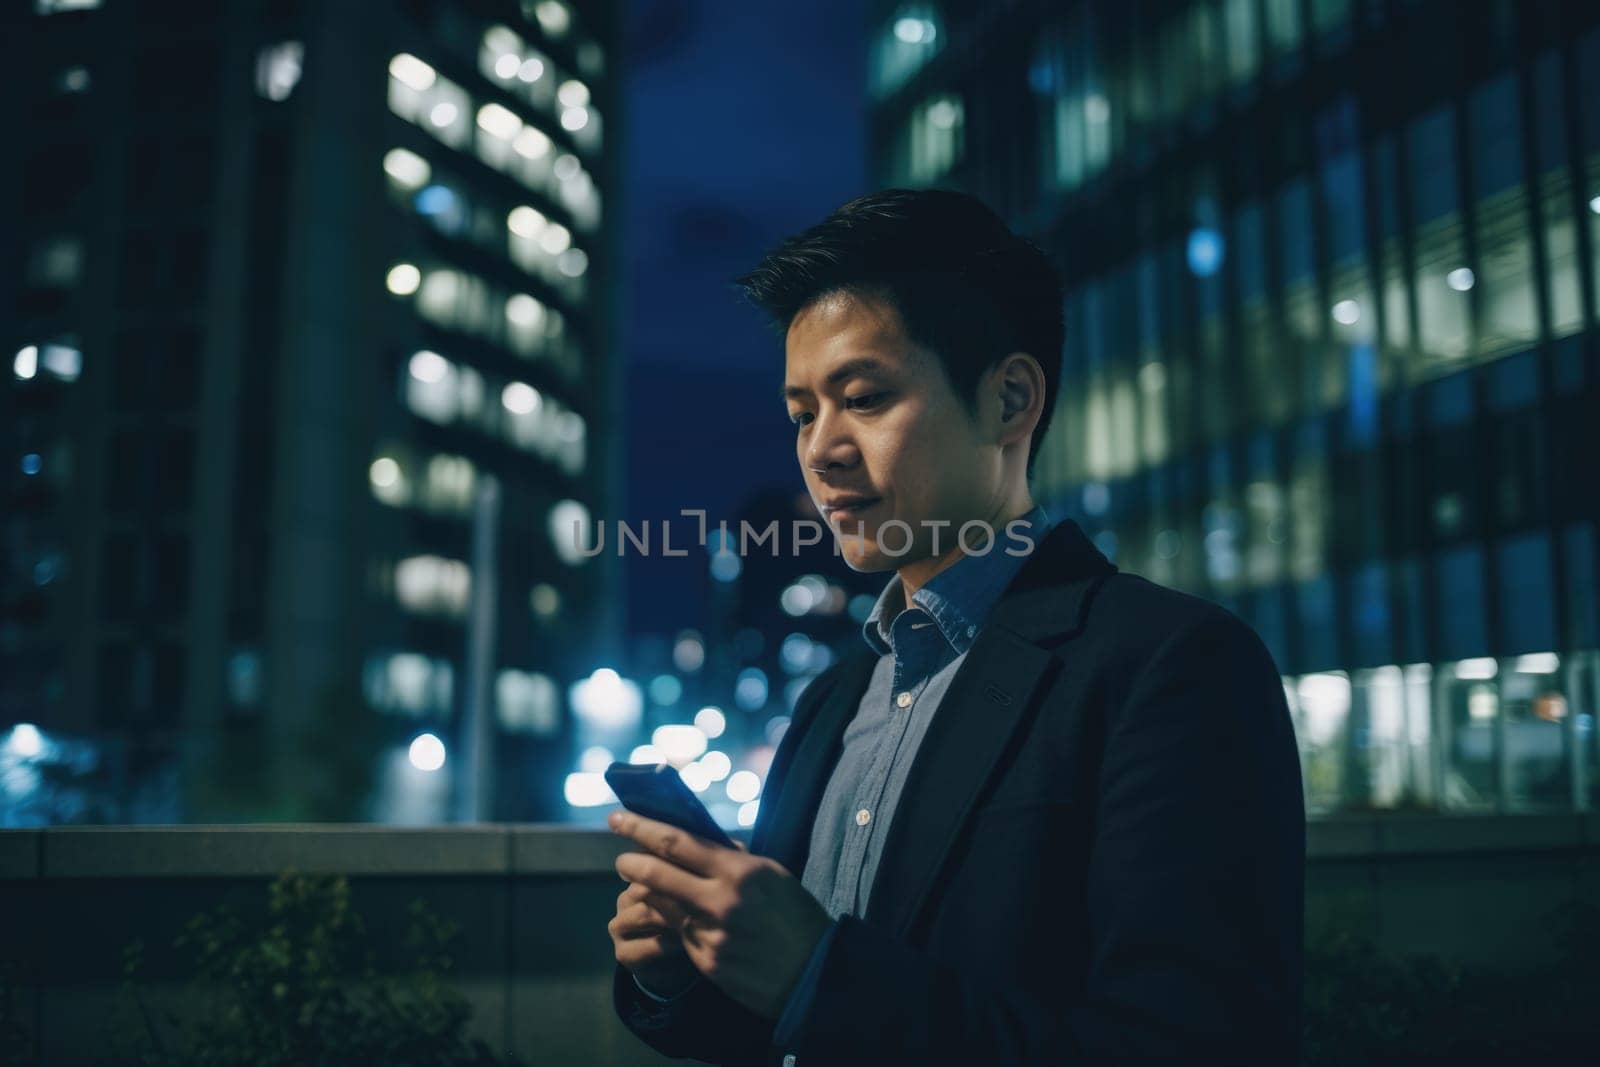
[734, 668, 769, 710]
[1446, 267, 1476, 291]
[408, 733, 446, 772]
[698, 751, 731, 782]
[628, 744, 662, 764]
[579, 745, 614, 773]
[672, 632, 705, 673]
[725, 771, 761, 804]
[563, 772, 616, 807]
[693, 706, 726, 738]
[1515, 653, 1560, 674]
[5, 724, 44, 760]
[680, 762, 711, 793]
[386, 263, 422, 295]
[383, 147, 431, 189]
[651, 724, 707, 768]
[1186, 227, 1223, 277]
[548, 499, 594, 566]
[569, 667, 642, 731]
[13, 346, 39, 380]
[388, 53, 437, 92]
[649, 674, 683, 706]
[1456, 657, 1499, 680]
[737, 800, 760, 827]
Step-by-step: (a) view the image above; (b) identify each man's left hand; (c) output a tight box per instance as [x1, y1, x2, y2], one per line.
[608, 809, 834, 1019]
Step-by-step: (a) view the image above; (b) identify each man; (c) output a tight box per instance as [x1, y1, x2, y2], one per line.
[607, 189, 1304, 1065]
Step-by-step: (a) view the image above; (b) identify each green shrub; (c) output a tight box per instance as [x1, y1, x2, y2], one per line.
[112, 872, 517, 1066]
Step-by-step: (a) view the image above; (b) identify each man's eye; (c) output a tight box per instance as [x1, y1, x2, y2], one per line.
[790, 394, 885, 429]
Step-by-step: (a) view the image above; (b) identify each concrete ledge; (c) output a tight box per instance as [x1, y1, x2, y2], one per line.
[37, 825, 512, 878]
[0, 830, 40, 879]
[1305, 818, 1381, 858]
[1375, 814, 1584, 855]
[1, 815, 1592, 880]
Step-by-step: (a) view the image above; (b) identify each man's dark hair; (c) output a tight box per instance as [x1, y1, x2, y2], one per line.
[734, 188, 1064, 481]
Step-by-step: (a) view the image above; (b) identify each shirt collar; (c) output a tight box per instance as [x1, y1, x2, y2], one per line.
[861, 504, 1054, 658]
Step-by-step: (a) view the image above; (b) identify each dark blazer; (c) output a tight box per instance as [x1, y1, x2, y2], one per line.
[614, 518, 1305, 1065]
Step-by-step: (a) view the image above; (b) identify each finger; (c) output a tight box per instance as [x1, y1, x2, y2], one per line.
[608, 811, 727, 877]
[642, 890, 693, 928]
[615, 900, 682, 939]
[614, 851, 717, 914]
[615, 934, 686, 969]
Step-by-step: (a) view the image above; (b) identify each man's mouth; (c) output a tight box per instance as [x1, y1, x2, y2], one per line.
[823, 497, 881, 523]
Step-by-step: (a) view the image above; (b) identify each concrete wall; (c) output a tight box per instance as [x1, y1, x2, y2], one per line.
[3, 815, 1598, 1064]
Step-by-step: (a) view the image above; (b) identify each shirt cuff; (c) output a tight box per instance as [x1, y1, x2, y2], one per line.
[771, 919, 839, 1051]
[633, 971, 700, 1005]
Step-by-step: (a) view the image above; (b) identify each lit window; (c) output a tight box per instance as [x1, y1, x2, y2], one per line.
[505, 293, 545, 328]
[538, 222, 571, 254]
[552, 153, 581, 182]
[557, 248, 588, 277]
[39, 343, 82, 382]
[364, 651, 453, 717]
[557, 79, 589, 108]
[476, 102, 522, 140]
[388, 53, 436, 92]
[383, 147, 431, 190]
[873, 5, 943, 98]
[502, 380, 541, 414]
[514, 127, 551, 159]
[507, 205, 546, 237]
[549, 499, 593, 565]
[386, 263, 422, 295]
[497, 669, 559, 734]
[394, 554, 471, 617]
[532, 0, 572, 38]
[369, 455, 407, 505]
[36, 0, 100, 12]
[255, 41, 304, 102]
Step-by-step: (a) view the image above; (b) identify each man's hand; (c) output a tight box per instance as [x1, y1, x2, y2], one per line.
[609, 879, 702, 997]
[608, 809, 834, 1019]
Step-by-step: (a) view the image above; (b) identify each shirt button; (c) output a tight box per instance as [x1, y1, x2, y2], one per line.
[855, 808, 871, 826]
[896, 691, 913, 708]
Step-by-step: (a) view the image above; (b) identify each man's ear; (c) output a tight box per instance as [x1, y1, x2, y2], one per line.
[996, 352, 1044, 433]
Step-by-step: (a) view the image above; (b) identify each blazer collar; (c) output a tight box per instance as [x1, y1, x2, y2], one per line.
[754, 518, 1117, 940]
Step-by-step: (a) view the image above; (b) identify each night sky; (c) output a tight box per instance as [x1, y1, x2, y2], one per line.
[619, 0, 867, 639]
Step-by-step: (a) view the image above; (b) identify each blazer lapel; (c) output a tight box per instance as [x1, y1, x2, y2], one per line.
[864, 519, 1116, 941]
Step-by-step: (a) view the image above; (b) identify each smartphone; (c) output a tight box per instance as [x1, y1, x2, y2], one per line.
[604, 761, 738, 848]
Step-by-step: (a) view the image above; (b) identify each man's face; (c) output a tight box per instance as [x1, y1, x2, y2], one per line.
[782, 290, 1007, 572]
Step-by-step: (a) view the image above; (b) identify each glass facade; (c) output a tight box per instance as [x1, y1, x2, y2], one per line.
[870, 0, 1600, 814]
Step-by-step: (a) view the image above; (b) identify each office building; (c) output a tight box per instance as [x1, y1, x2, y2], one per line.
[868, 0, 1600, 814]
[2, 0, 622, 823]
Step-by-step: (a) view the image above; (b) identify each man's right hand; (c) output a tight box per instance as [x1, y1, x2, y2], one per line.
[610, 879, 701, 997]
